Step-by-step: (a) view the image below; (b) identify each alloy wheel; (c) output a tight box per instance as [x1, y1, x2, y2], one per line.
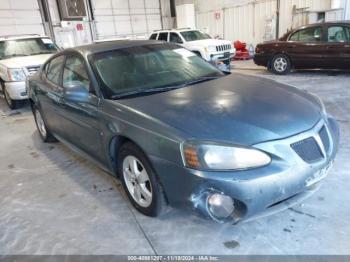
[274, 57, 288, 73]
[122, 155, 153, 208]
[35, 109, 47, 138]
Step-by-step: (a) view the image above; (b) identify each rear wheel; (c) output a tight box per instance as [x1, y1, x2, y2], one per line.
[270, 54, 291, 75]
[118, 142, 166, 217]
[33, 106, 57, 143]
[2, 83, 18, 110]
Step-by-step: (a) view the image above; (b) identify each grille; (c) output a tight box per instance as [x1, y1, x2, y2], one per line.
[216, 44, 231, 52]
[26, 65, 40, 75]
[319, 126, 330, 153]
[291, 137, 323, 163]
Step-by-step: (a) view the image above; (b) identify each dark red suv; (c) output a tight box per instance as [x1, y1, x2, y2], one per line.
[254, 21, 350, 74]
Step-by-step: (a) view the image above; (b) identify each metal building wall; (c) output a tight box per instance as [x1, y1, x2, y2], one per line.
[194, 0, 332, 45]
[91, 0, 163, 40]
[223, 0, 277, 44]
[0, 0, 45, 36]
[279, 0, 331, 36]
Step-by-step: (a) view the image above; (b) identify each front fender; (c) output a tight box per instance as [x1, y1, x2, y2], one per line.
[0, 64, 9, 82]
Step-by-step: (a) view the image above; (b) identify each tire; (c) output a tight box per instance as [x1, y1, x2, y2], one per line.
[270, 54, 291, 75]
[2, 83, 18, 110]
[33, 106, 57, 143]
[118, 142, 166, 217]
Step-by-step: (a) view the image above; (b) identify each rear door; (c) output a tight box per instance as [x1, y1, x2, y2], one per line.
[287, 26, 327, 68]
[325, 24, 350, 69]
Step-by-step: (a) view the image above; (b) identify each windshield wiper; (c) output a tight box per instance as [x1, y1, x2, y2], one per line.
[178, 75, 222, 88]
[111, 75, 222, 100]
[111, 86, 180, 99]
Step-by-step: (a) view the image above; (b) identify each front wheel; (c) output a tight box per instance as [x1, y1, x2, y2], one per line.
[2, 84, 18, 110]
[118, 142, 166, 217]
[270, 54, 291, 75]
[33, 106, 57, 143]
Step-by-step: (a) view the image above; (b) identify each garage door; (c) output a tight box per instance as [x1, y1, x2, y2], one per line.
[0, 0, 45, 36]
[91, 0, 162, 40]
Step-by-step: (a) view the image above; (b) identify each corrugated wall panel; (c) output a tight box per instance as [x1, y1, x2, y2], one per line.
[279, 0, 331, 36]
[0, 0, 44, 36]
[196, 9, 224, 37]
[195, 0, 331, 45]
[91, 0, 162, 40]
[226, 4, 255, 44]
[253, 0, 277, 43]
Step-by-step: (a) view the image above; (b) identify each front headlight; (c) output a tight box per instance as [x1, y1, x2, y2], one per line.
[182, 142, 271, 170]
[7, 68, 26, 81]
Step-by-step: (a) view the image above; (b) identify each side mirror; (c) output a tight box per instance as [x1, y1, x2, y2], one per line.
[63, 82, 90, 103]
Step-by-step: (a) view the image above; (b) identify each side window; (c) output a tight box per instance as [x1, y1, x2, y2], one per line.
[289, 31, 299, 41]
[43, 62, 50, 75]
[46, 55, 65, 85]
[62, 56, 90, 90]
[328, 26, 350, 42]
[149, 33, 157, 40]
[169, 33, 183, 44]
[158, 32, 168, 41]
[289, 27, 323, 42]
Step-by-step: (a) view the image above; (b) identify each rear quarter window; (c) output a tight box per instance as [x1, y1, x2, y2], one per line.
[150, 33, 158, 40]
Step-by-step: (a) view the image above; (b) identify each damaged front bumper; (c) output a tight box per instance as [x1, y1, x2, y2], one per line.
[151, 116, 339, 223]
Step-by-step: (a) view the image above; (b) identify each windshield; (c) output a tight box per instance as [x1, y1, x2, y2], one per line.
[0, 38, 58, 59]
[180, 30, 211, 42]
[91, 44, 223, 99]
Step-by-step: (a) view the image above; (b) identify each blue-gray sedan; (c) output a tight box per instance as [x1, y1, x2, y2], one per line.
[26, 40, 339, 223]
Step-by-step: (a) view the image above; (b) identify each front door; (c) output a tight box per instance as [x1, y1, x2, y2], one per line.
[325, 25, 350, 69]
[287, 25, 327, 69]
[59, 55, 105, 163]
[39, 55, 66, 135]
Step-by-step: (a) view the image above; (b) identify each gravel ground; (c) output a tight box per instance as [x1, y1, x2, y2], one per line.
[0, 62, 349, 255]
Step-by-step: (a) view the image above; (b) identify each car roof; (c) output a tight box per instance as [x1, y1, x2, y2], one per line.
[295, 20, 350, 30]
[314, 20, 350, 25]
[0, 34, 50, 41]
[63, 40, 165, 57]
[152, 28, 199, 33]
[282, 20, 350, 38]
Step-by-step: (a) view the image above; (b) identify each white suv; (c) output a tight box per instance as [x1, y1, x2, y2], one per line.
[150, 29, 235, 72]
[0, 35, 59, 109]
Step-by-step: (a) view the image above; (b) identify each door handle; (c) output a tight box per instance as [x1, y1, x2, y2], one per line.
[344, 45, 350, 48]
[327, 46, 337, 49]
[287, 45, 296, 49]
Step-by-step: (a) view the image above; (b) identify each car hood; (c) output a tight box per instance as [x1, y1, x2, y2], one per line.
[186, 39, 232, 48]
[0, 54, 53, 68]
[117, 74, 321, 145]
